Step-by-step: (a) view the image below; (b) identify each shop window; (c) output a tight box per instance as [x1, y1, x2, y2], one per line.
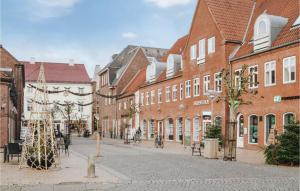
[265, 114, 275, 145]
[249, 115, 258, 144]
[284, 113, 295, 126]
[167, 118, 174, 140]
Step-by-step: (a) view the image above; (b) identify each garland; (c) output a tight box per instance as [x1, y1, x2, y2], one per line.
[28, 84, 124, 98]
[29, 99, 94, 106]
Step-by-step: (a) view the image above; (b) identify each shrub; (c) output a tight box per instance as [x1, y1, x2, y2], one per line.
[264, 121, 299, 166]
[205, 124, 223, 146]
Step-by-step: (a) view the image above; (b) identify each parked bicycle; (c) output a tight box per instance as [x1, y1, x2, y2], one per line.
[154, 135, 164, 148]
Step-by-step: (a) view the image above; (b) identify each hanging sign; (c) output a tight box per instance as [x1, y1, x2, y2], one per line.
[274, 96, 282, 103]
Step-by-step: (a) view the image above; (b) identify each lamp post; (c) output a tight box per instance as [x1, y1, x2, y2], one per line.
[206, 90, 220, 123]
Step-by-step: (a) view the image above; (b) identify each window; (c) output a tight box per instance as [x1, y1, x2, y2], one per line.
[108, 92, 111, 105]
[180, 83, 184, 100]
[158, 89, 162, 103]
[208, 37, 215, 54]
[53, 87, 59, 92]
[258, 20, 267, 35]
[284, 113, 295, 126]
[249, 115, 258, 144]
[235, 69, 242, 89]
[265, 61, 276, 86]
[283, 56, 296, 84]
[27, 101, 32, 111]
[124, 101, 127, 110]
[214, 117, 222, 127]
[149, 119, 155, 139]
[151, 90, 155, 105]
[78, 87, 84, 94]
[249, 66, 258, 88]
[166, 118, 174, 140]
[190, 44, 197, 60]
[146, 92, 150, 105]
[198, 39, 206, 64]
[265, 114, 275, 145]
[78, 102, 83, 112]
[172, 85, 177, 101]
[140, 93, 144, 106]
[166, 87, 171, 102]
[203, 75, 210, 95]
[292, 15, 300, 27]
[27, 86, 33, 93]
[214, 73, 222, 92]
[185, 80, 191, 98]
[104, 96, 107, 106]
[193, 78, 200, 97]
[119, 102, 122, 110]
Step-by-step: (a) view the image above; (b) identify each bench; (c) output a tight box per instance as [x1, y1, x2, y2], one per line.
[6, 143, 22, 162]
[191, 142, 201, 156]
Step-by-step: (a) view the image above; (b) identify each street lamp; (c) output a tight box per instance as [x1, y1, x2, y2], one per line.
[206, 89, 220, 122]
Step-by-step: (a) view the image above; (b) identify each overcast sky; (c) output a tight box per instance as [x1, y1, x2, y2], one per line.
[1, 0, 196, 77]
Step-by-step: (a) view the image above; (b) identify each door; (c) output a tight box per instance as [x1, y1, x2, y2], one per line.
[176, 118, 183, 142]
[184, 119, 191, 146]
[236, 114, 244, 148]
[158, 121, 164, 138]
[193, 117, 200, 142]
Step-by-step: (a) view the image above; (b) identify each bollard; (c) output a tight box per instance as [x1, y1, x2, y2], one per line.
[96, 132, 101, 157]
[87, 155, 96, 178]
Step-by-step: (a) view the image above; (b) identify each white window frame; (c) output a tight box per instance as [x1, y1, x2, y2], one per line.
[180, 83, 184, 100]
[208, 36, 215, 54]
[193, 78, 200, 97]
[235, 69, 242, 90]
[166, 86, 171, 102]
[283, 56, 296, 84]
[158, 89, 162, 103]
[185, 80, 191, 98]
[151, 90, 155, 105]
[146, 92, 150, 105]
[249, 65, 258, 89]
[248, 114, 259, 145]
[264, 60, 276, 87]
[198, 38, 206, 64]
[214, 73, 222, 93]
[140, 93, 144, 106]
[172, 85, 177, 101]
[203, 75, 210, 95]
[190, 44, 197, 60]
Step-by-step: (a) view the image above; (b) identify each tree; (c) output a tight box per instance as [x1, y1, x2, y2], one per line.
[264, 121, 299, 166]
[54, 102, 75, 135]
[219, 65, 258, 160]
[205, 124, 223, 146]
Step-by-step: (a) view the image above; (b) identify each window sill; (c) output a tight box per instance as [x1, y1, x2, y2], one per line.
[264, 84, 276, 87]
[283, 81, 296, 85]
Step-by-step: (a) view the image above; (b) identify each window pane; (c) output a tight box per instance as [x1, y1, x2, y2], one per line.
[249, 116, 258, 143]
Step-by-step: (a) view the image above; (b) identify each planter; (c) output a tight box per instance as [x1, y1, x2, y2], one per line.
[204, 139, 218, 159]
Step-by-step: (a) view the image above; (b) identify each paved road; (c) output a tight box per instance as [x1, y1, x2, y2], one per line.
[70, 137, 299, 191]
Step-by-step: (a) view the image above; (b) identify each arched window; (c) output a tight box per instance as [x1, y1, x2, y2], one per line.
[284, 113, 295, 126]
[258, 20, 267, 35]
[249, 115, 258, 144]
[265, 114, 275, 145]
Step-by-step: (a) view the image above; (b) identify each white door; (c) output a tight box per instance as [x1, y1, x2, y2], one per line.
[237, 114, 244, 148]
[193, 118, 200, 142]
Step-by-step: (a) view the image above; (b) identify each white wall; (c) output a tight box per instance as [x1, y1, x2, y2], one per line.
[24, 82, 93, 133]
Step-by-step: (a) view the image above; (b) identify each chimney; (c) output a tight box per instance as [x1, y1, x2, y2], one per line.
[69, 59, 75, 66]
[30, 57, 35, 64]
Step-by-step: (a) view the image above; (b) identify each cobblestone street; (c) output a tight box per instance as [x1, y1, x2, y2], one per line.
[1, 137, 299, 191]
[71, 137, 299, 191]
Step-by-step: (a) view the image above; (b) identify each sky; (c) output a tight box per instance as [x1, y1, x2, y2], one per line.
[1, 0, 197, 77]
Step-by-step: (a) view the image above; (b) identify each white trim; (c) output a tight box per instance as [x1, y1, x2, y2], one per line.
[248, 65, 259, 89]
[185, 80, 191, 98]
[214, 72, 222, 93]
[208, 36, 215, 54]
[283, 56, 296, 84]
[193, 78, 200, 97]
[203, 75, 210, 95]
[264, 60, 276, 87]
[264, 113, 276, 146]
[190, 44, 197, 60]
[248, 114, 259, 145]
[166, 86, 171, 102]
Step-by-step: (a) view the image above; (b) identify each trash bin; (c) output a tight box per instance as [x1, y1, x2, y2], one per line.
[204, 139, 218, 159]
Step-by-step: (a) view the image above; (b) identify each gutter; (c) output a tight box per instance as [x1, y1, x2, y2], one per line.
[230, 40, 300, 62]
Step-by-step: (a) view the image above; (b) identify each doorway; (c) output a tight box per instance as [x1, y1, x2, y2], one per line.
[158, 121, 164, 138]
[236, 114, 244, 148]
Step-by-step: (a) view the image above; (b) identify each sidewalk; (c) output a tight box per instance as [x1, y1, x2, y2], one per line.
[0, 150, 123, 190]
[101, 137, 265, 164]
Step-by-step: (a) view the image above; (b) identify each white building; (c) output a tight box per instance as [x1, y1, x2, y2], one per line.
[23, 61, 92, 134]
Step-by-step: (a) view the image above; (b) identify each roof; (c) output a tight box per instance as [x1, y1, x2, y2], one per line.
[23, 61, 91, 84]
[160, 35, 189, 62]
[233, 0, 300, 58]
[120, 68, 146, 97]
[205, 0, 254, 42]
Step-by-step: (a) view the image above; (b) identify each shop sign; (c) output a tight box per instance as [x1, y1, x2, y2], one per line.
[274, 96, 281, 103]
[193, 100, 209, 106]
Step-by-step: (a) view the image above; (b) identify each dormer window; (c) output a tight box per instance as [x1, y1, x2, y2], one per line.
[166, 54, 182, 78]
[253, 13, 288, 52]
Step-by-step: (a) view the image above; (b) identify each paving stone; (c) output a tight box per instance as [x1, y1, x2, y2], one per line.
[21, 184, 53, 191]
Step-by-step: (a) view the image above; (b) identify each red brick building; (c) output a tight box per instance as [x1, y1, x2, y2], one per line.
[230, 0, 300, 149]
[136, 0, 299, 150]
[138, 35, 188, 143]
[0, 45, 25, 147]
[97, 45, 167, 138]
